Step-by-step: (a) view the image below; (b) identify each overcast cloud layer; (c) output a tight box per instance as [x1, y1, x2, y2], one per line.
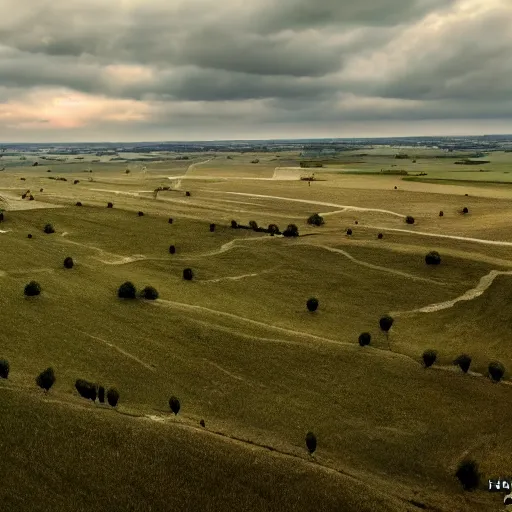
[0, 0, 510, 142]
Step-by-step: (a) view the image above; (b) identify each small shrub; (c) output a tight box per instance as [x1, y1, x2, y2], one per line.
[358, 332, 371, 347]
[379, 315, 394, 333]
[209, 223, 215, 232]
[425, 251, 441, 265]
[169, 396, 181, 415]
[405, 216, 415, 225]
[377, 233, 383, 239]
[0, 359, 9, 379]
[27, 234, 32, 239]
[394, 186, 398, 190]
[107, 202, 113, 208]
[268, 224, 280, 235]
[118, 281, 136, 299]
[141, 286, 159, 300]
[73, 180, 79, 185]
[439, 211, 444, 217]
[0, 212, 3, 222]
[169, 245, 176, 255]
[488, 361, 505, 382]
[454, 354, 471, 373]
[63, 257, 74, 269]
[282, 224, 299, 237]
[107, 387, 120, 407]
[306, 297, 319, 312]
[230, 220, 238, 229]
[24, 281, 41, 297]
[346, 228, 352, 235]
[43, 223, 55, 234]
[75, 201, 82, 206]
[138, 211, 144, 217]
[200, 419, 205, 428]
[305, 431, 317, 454]
[40, 188, 43, 192]
[29, 195, 34, 201]
[462, 207, 469, 214]
[422, 349, 437, 368]
[36, 367, 55, 392]
[98, 386, 105, 403]
[307, 213, 324, 226]
[455, 459, 480, 491]
[185, 191, 191, 197]
[354, 220, 358, 225]
[248, 220, 258, 230]
[169, 217, 173, 224]
[183, 268, 193, 281]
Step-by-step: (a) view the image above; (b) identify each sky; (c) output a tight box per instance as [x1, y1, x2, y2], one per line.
[0, 0, 510, 142]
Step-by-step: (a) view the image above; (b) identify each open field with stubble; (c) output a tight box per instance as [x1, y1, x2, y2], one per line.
[1, 149, 512, 511]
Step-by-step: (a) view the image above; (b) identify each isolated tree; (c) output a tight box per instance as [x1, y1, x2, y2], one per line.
[36, 367, 56, 392]
[422, 349, 437, 368]
[354, 220, 358, 225]
[307, 213, 324, 226]
[230, 220, 238, 229]
[118, 281, 136, 299]
[377, 233, 383, 239]
[63, 257, 74, 269]
[107, 202, 113, 208]
[169, 245, 176, 255]
[185, 191, 191, 197]
[394, 186, 398, 190]
[425, 251, 441, 265]
[454, 354, 472, 373]
[75, 201, 82, 206]
[306, 297, 319, 312]
[43, 223, 55, 234]
[0, 359, 9, 379]
[169, 396, 181, 415]
[209, 223, 216, 232]
[358, 332, 371, 347]
[107, 387, 120, 407]
[405, 216, 415, 225]
[138, 211, 144, 217]
[27, 234, 32, 239]
[462, 207, 469, 214]
[40, 188, 43, 192]
[0, 212, 3, 222]
[141, 286, 159, 300]
[169, 217, 174, 224]
[346, 228, 353, 236]
[282, 224, 299, 237]
[439, 211, 444, 217]
[183, 268, 193, 281]
[24, 281, 41, 297]
[379, 315, 394, 348]
[305, 431, 317, 455]
[125, 169, 130, 174]
[455, 459, 480, 491]
[488, 361, 505, 382]
[73, 180, 79, 185]
[248, 220, 259, 230]
[199, 419, 206, 428]
[98, 385, 105, 404]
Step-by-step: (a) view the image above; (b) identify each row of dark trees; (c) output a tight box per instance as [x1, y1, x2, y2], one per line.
[230, 220, 299, 237]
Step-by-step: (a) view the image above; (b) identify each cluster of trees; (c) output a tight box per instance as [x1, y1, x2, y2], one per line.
[118, 282, 160, 300]
[230, 219, 299, 237]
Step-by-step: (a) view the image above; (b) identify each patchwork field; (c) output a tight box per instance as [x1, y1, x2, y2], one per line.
[1, 149, 512, 511]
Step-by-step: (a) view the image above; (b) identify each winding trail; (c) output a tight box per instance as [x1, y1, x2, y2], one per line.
[364, 225, 512, 247]
[391, 269, 512, 316]
[300, 243, 445, 285]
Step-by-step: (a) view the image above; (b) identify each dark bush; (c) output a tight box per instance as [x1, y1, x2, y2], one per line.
[454, 354, 471, 373]
[462, 207, 469, 214]
[168, 245, 176, 255]
[24, 281, 41, 296]
[230, 220, 238, 229]
[248, 220, 258, 230]
[27, 234, 32, 239]
[305, 431, 317, 454]
[0, 359, 9, 379]
[488, 361, 505, 382]
[169, 396, 181, 415]
[0, 212, 3, 222]
[465, 193, 469, 197]
[200, 419, 205, 428]
[307, 213, 324, 226]
[183, 268, 193, 281]
[169, 217, 173, 224]
[43, 223, 55, 234]
[138, 211, 144, 217]
[75, 201, 82, 206]
[141, 286, 159, 300]
[439, 211, 444, 217]
[209, 223, 215, 232]
[268, 224, 280, 235]
[29, 195, 34, 201]
[282, 224, 299, 237]
[40, 188, 43, 192]
[107, 202, 113, 208]
[455, 459, 480, 491]
[306, 297, 319, 312]
[21, 193, 27, 199]
[379, 315, 394, 334]
[63, 257, 74, 269]
[118, 281, 136, 299]
[185, 191, 191, 197]
[425, 251, 441, 265]
[346, 228, 352, 235]
[358, 332, 371, 347]
[98, 386, 105, 403]
[354, 220, 358, 225]
[394, 186, 398, 190]
[107, 388, 120, 407]
[73, 180, 79, 185]
[422, 349, 437, 368]
[75, 379, 97, 401]
[377, 233, 383, 239]
[405, 216, 415, 225]
[36, 367, 55, 392]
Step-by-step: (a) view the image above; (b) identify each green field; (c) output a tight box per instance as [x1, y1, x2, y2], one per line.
[1, 148, 512, 511]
